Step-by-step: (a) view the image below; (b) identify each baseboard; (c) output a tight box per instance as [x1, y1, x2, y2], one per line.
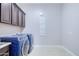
[61, 46, 76, 56]
[34, 45, 62, 47]
[33, 45, 76, 56]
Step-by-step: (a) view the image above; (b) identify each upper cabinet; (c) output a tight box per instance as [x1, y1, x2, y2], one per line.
[12, 4, 18, 26]
[0, 3, 25, 27]
[18, 8, 25, 27]
[22, 13, 25, 27]
[1, 3, 11, 24]
[18, 8, 23, 26]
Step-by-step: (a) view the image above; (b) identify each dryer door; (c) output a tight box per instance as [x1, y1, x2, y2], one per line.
[21, 39, 29, 56]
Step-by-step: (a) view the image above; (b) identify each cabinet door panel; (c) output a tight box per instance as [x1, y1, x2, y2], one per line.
[22, 13, 25, 27]
[18, 10, 25, 27]
[18, 10, 22, 26]
[1, 3, 11, 24]
[12, 4, 18, 25]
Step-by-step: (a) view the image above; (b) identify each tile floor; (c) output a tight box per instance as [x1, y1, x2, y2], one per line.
[28, 46, 73, 56]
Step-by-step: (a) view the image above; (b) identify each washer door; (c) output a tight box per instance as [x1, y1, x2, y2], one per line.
[21, 39, 29, 56]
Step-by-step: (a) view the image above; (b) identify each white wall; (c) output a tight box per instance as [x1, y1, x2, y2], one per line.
[62, 4, 79, 55]
[17, 3, 62, 46]
[0, 23, 23, 35]
[39, 4, 63, 45]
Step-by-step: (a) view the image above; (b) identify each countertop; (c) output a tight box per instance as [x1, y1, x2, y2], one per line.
[0, 42, 11, 49]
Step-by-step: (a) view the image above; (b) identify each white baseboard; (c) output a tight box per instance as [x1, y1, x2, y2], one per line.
[34, 45, 62, 47]
[61, 46, 76, 56]
[33, 45, 76, 56]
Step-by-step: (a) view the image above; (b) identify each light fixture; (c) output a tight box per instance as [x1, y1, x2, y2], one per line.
[40, 12, 43, 16]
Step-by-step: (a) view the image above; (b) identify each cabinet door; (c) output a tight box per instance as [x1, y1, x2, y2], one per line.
[1, 3, 11, 24]
[18, 10, 22, 26]
[22, 13, 25, 27]
[12, 4, 18, 25]
[18, 10, 25, 27]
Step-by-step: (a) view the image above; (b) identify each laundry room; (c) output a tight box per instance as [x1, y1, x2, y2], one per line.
[0, 3, 79, 56]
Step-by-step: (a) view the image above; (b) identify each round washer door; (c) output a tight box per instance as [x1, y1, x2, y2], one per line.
[21, 39, 29, 56]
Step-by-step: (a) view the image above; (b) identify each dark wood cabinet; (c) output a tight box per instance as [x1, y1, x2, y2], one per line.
[12, 4, 18, 26]
[0, 3, 25, 27]
[22, 13, 25, 27]
[18, 9, 23, 26]
[18, 8, 25, 27]
[1, 3, 11, 24]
